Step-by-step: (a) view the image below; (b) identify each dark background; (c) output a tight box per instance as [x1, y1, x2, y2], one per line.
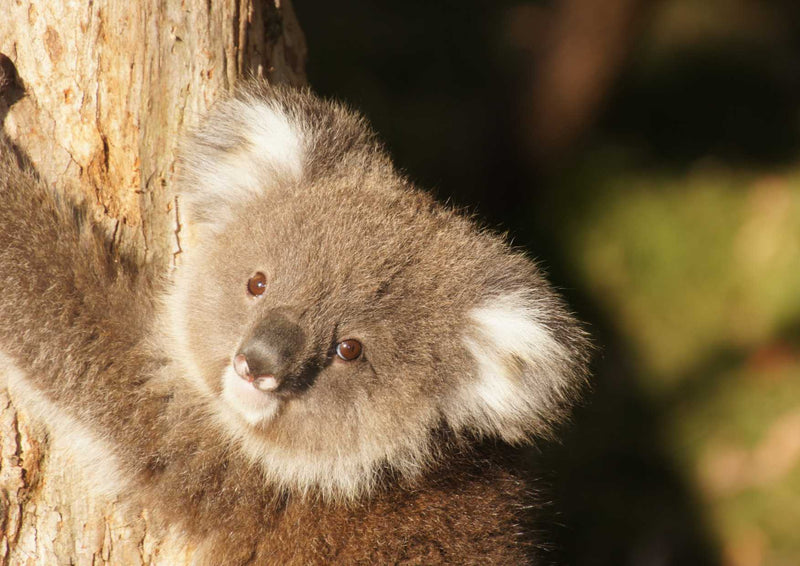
[293, 1, 800, 564]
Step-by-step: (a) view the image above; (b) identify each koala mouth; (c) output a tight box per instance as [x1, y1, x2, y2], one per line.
[221, 364, 282, 425]
[233, 353, 279, 392]
[221, 347, 320, 425]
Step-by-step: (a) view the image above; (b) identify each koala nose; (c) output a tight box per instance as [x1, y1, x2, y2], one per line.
[234, 311, 306, 392]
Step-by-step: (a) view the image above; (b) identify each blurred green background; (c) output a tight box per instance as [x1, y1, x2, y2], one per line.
[293, 1, 800, 564]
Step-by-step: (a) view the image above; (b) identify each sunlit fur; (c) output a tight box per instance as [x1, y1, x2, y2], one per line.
[1, 353, 126, 498]
[161, 84, 591, 501]
[0, 83, 591, 563]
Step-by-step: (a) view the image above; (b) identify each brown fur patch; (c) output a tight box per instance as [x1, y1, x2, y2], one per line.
[0, 83, 590, 563]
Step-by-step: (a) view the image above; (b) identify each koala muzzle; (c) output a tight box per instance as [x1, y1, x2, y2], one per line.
[233, 311, 310, 393]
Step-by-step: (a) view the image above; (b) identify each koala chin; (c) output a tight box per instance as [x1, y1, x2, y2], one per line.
[0, 81, 590, 564]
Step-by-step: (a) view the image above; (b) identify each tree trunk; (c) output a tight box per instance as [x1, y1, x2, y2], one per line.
[508, 0, 644, 165]
[0, 1, 306, 563]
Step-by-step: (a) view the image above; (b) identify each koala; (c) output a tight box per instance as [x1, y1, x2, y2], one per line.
[0, 82, 590, 564]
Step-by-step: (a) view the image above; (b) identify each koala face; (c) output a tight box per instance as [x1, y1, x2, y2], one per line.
[167, 85, 589, 499]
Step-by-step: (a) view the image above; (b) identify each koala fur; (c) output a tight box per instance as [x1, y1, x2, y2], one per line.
[0, 82, 590, 564]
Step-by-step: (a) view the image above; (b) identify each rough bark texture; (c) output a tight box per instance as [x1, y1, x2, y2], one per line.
[0, 1, 305, 563]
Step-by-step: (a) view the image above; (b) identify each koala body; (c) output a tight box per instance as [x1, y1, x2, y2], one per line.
[0, 83, 589, 564]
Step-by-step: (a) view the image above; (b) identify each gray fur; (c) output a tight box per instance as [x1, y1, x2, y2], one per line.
[0, 83, 590, 564]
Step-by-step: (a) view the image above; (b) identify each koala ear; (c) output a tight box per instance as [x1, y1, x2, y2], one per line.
[445, 291, 589, 443]
[175, 91, 306, 233]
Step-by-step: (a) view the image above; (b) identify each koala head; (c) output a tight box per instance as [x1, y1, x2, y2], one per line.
[166, 84, 590, 500]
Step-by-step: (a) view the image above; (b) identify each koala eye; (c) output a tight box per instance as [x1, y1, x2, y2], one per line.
[246, 272, 268, 297]
[335, 339, 363, 361]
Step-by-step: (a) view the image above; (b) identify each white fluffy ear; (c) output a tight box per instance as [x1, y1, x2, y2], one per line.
[176, 94, 305, 233]
[447, 292, 586, 443]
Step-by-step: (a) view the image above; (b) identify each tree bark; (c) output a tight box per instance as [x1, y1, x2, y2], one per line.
[0, 1, 305, 563]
